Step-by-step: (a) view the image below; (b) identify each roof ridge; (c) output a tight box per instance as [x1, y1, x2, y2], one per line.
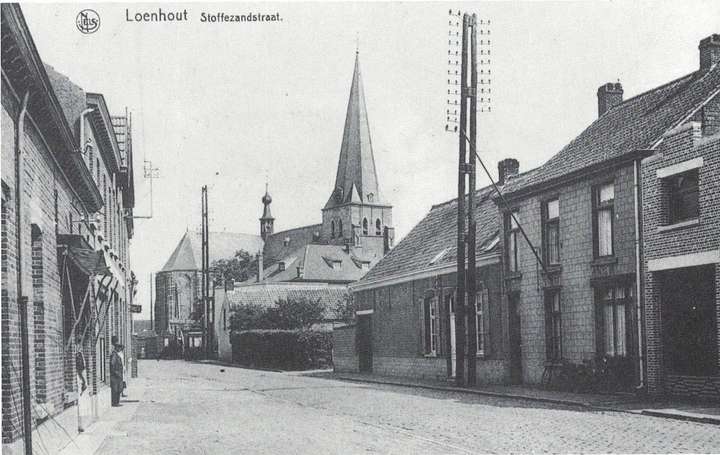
[267, 223, 322, 237]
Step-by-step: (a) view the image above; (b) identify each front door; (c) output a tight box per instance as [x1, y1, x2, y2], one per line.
[357, 314, 373, 373]
[508, 293, 523, 384]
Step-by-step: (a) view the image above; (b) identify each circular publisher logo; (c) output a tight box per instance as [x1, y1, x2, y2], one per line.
[76, 9, 100, 34]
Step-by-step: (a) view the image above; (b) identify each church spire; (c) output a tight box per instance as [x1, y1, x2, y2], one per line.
[325, 51, 382, 209]
[260, 182, 274, 241]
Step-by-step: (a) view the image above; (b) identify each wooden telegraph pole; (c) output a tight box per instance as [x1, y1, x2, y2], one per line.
[466, 13, 479, 386]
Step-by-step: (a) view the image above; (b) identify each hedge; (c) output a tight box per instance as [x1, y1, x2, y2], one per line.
[230, 329, 333, 370]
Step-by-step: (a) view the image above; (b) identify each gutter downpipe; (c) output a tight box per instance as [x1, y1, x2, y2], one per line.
[633, 158, 645, 391]
[15, 91, 33, 454]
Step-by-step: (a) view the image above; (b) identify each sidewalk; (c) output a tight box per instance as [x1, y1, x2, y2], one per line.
[320, 371, 720, 425]
[57, 377, 147, 455]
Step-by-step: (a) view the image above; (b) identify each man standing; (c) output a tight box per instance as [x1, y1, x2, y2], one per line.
[110, 336, 124, 407]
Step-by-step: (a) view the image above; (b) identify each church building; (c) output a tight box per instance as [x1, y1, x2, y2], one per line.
[155, 51, 395, 358]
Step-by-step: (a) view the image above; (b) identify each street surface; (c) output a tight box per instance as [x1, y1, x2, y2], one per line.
[96, 360, 720, 454]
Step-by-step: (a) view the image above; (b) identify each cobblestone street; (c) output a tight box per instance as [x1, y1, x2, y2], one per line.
[93, 360, 720, 454]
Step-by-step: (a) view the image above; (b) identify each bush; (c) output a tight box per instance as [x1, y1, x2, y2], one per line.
[231, 329, 333, 370]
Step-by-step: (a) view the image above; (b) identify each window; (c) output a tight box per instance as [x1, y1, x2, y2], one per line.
[668, 170, 699, 224]
[96, 158, 100, 182]
[338, 220, 343, 238]
[545, 290, 562, 361]
[423, 295, 439, 355]
[543, 199, 560, 265]
[223, 307, 227, 331]
[597, 285, 631, 357]
[375, 219, 382, 236]
[593, 183, 614, 257]
[362, 218, 368, 235]
[330, 220, 335, 238]
[506, 211, 520, 272]
[475, 288, 489, 355]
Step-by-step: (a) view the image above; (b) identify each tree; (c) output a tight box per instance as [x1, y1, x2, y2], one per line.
[211, 250, 257, 286]
[228, 297, 328, 331]
[330, 294, 354, 324]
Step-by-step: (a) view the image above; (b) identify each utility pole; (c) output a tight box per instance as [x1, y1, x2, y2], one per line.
[454, 12, 469, 387]
[201, 186, 210, 359]
[466, 13, 479, 386]
[149, 272, 154, 333]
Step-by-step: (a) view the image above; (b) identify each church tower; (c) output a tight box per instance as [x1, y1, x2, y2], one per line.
[321, 51, 393, 254]
[259, 184, 274, 241]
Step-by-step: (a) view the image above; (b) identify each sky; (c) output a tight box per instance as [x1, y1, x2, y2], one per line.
[20, 1, 720, 320]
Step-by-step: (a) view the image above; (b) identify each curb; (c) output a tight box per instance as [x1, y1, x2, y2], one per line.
[333, 375, 720, 425]
[640, 410, 720, 426]
[191, 359, 284, 373]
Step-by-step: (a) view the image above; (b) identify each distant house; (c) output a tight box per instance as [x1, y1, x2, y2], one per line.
[496, 34, 720, 393]
[215, 282, 349, 362]
[338, 160, 520, 382]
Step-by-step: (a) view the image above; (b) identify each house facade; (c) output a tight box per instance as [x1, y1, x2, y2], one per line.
[498, 34, 720, 392]
[339, 161, 520, 383]
[642, 78, 720, 398]
[1, 3, 136, 450]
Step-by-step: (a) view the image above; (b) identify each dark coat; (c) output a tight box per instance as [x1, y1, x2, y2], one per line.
[110, 350, 124, 386]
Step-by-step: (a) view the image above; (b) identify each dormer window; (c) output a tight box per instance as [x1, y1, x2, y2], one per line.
[429, 247, 451, 266]
[331, 260, 342, 270]
[362, 218, 368, 235]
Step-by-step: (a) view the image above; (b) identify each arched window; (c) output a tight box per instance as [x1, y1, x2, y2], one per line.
[331, 220, 335, 238]
[362, 218, 368, 235]
[338, 220, 343, 238]
[376, 219, 382, 236]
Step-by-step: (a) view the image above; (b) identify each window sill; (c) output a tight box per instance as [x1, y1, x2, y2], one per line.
[591, 256, 617, 266]
[657, 218, 699, 233]
[423, 353, 437, 358]
[543, 265, 562, 275]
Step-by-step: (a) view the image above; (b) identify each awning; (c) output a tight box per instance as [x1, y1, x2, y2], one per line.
[57, 235, 106, 276]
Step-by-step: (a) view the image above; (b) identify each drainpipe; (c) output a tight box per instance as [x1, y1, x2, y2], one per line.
[633, 159, 645, 390]
[14, 91, 33, 454]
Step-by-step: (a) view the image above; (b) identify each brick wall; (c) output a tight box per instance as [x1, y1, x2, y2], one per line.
[332, 325, 357, 372]
[502, 161, 639, 385]
[350, 262, 508, 383]
[642, 121, 720, 398]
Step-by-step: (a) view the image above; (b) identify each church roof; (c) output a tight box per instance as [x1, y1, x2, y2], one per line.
[160, 230, 264, 272]
[262, 224, 321, 265]
[324, 52, 384, 209]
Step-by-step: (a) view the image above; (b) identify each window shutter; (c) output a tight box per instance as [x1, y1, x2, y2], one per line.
[423, 297, 431, 355]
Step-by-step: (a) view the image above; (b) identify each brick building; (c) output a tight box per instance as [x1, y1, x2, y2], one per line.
[1, 4, 136, 449]
[641, 36, 720, 398]
[498, 34, 720, 391]
[339, 161, 520, 382]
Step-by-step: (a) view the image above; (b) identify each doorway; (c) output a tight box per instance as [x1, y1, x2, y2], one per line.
[508, 293, 523, 384]
[357, 314, 373, 373]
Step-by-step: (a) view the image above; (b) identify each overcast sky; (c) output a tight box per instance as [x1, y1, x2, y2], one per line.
[21, 1, 720, 320]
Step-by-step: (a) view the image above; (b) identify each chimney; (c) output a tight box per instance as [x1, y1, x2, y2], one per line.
[256, 252, 263, 283]
[383, 226, 395, 254]
[497, 158, 519, 186]
[700, 34, 720, 70]
[597, 82, 623, 117]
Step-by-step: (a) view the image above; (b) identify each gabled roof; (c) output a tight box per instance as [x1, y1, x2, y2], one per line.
[324, 52, 384, 209]
[245, 242, 380, 284]
[222, 282, 349, 321]
[262, 224, 320, 265]
[503, 64, 720, 196]
[160, 230, 264, 272]
[357, 185, 501, 286]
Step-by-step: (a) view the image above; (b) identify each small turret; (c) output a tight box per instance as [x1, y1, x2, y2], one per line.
[259, 183, 274, 241]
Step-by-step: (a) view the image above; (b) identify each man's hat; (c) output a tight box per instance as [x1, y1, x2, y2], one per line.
[111, 335, 119, 345]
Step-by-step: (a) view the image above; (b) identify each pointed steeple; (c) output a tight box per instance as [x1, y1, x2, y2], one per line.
[325, 51, 382, 209]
